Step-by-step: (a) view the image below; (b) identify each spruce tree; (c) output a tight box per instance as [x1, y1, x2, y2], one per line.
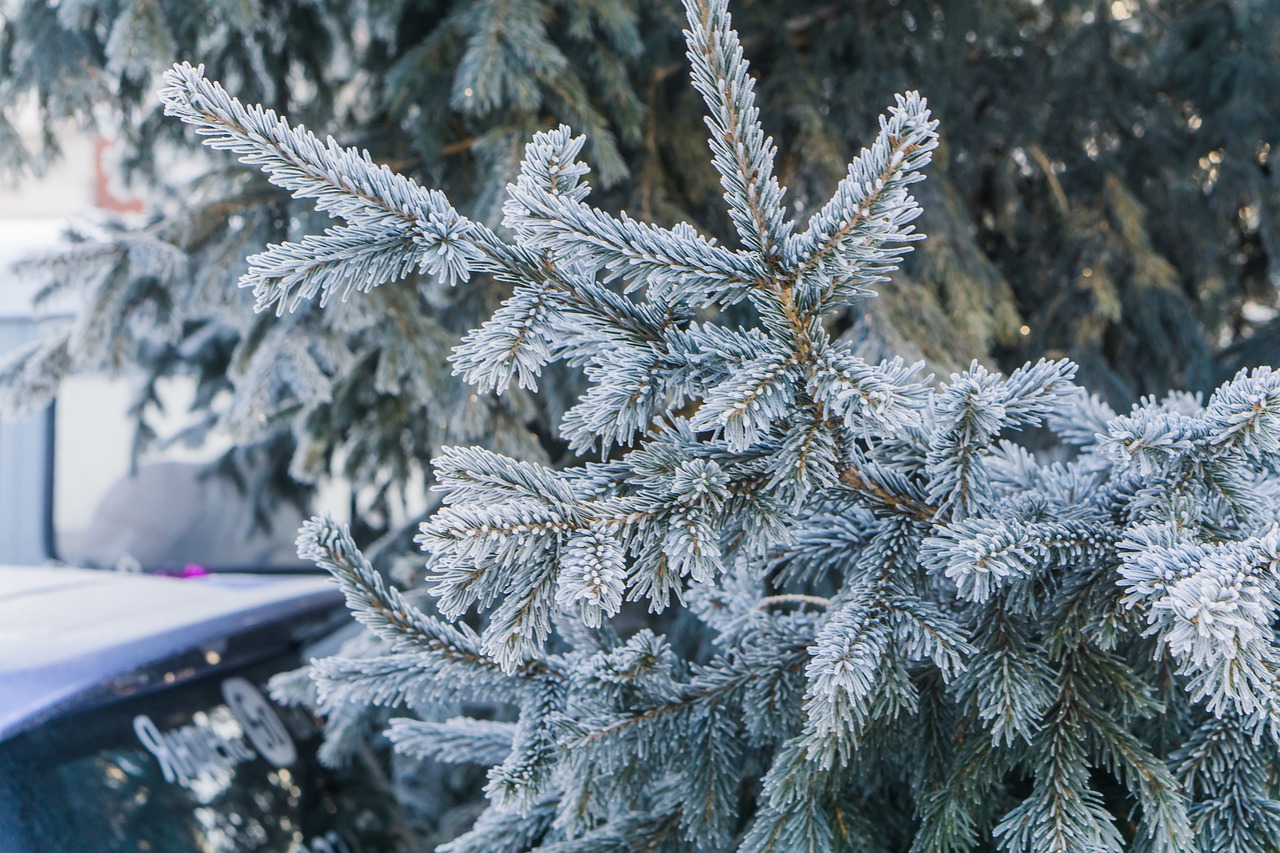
[143, 0, 1280, 849]
[2, 0, 1278, 550]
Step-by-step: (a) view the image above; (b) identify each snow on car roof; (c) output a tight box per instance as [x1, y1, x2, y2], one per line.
[0, 565, 341, 740]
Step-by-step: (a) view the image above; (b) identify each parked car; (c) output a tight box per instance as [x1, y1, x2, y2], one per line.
[0, 565, 395, 852]
[0, 219, 315, 572]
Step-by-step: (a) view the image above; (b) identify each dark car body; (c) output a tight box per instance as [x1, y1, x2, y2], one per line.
[0, 566, 392, 852]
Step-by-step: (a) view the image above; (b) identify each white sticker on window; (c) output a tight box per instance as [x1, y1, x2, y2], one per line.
[132, 711, 255, 785]
[221, 676, 298, 767]
[134, 676, 298, 786]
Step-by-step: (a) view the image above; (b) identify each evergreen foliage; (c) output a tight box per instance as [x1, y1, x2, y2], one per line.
[145, 0, 1280, 849]
[2, 0, 1279, 548]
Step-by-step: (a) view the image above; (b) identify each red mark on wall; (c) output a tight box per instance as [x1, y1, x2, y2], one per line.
[94, 137, 144, 213]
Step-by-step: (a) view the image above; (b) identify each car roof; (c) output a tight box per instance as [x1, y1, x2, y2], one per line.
[0, 565, 342, 740]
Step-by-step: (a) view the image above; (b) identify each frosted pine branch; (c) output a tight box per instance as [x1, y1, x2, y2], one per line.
[784, 91, 938, 311]
[164, 0, 1280, 847]
[684, 0, 791, 260]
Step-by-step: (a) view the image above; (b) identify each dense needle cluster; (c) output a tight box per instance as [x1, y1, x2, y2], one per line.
[155, 0, 1280, 850]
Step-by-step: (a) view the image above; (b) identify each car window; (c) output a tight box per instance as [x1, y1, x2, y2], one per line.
[51, 374, 316, 570]
[0, 656, 395, 853]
